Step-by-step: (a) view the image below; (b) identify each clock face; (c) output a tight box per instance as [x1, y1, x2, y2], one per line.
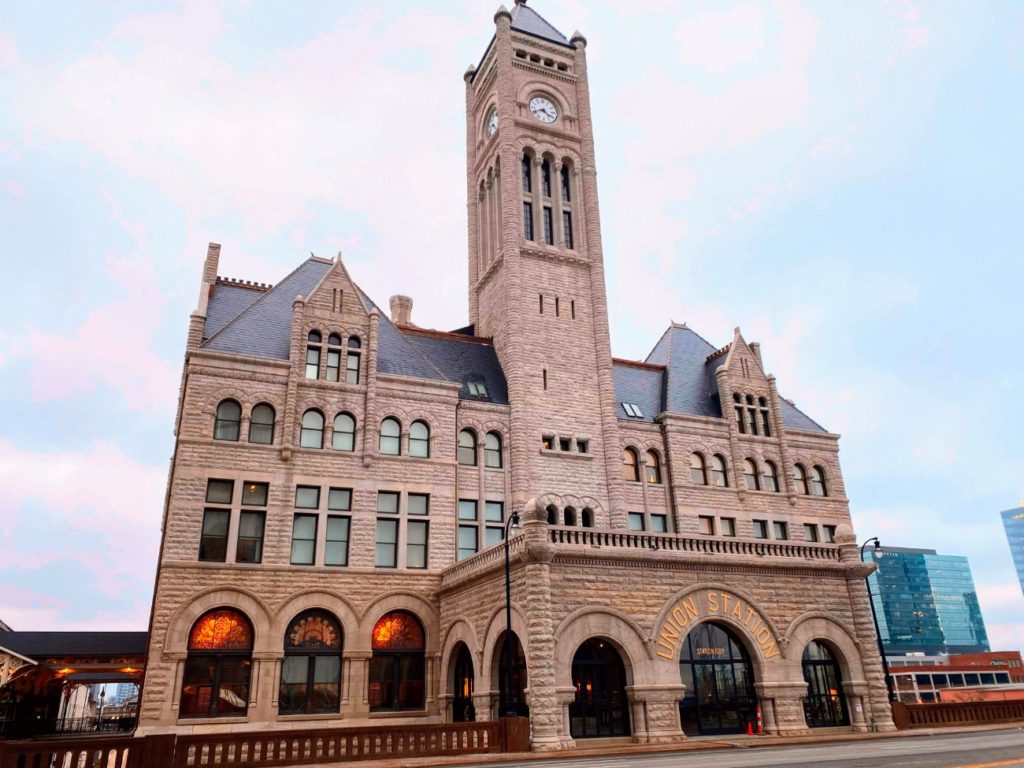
[486, 109, 498, 138]
[529, 96, 558, 124]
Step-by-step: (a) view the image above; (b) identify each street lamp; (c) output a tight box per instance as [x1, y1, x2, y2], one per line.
[502, 510, 522, 718]
[860, 537, 896, 703]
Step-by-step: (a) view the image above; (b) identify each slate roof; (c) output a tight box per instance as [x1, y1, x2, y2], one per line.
[0, 632, 149, 660]
[510, 1, 571, 46]
[613, 362, 664, 423]
[403, 331, 510, 405]
[203, 282, 264, 342]
[203, 258, 332, 359]
[0, 619, 10, 632]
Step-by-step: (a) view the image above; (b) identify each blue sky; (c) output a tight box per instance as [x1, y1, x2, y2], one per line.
[1, 0, 1022, 651]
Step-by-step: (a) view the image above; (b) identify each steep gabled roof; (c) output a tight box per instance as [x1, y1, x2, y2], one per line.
[510, 1, 571, 46]
[403, 329, 510, 405]
[613, 361, 664, 422]
[203, 258, 332, 359]
[203, 282, 265, 342]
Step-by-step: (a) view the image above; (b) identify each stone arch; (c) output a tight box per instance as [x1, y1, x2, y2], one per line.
[479, 604, 529, 695]
[358, 591, 439, 653]
[439, 618, 480, 702]
[270, 591, 360, 649]
[650, 583, 785, 679]
[553, 607, 653, 689]
[783, 612, 866, 683]
[517, 79, 573, 116]
[163, 587, 272, 655]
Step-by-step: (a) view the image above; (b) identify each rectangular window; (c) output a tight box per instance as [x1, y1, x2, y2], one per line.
[761, 410, 772, 437]
[747, 408, 759, 435]
[377, 491, 400, 514]
[236, 511, 265, 564]
[773, 521, 789, 540]
[542, 163, 551, 197]
[559, 437, 571, 452]
[484, 525, 504, 548]
[241, 482, 268, 507]
[295, 485, 320, 510]
[753, 519, 769, 539]
[375, 518, 398, 568]
[543, 206, 554, 245]
[346, 352, 360, 384]
[458, 525, 479, 561]
[206, 479, 233, 504]
[576, 439, 589, 454]
[325, 350, 340, 382]
[485, 501, 504, 523]
[408, 493, 429, 516]
[965, 673, 980, 686]
[305, 346, 320, 379]
[328, 488, 352, 511]
[563, 211, 573, 249]
[561, 167, 571, 201]
[542, 434, 554, 450]
[736, 407, 745, 434]
[823, 524, 837, 543]
[650, 514, 668, 533]
[199, 509, 229, 562]
[698, 515, 715, 535]
[543, 369, 548, 390]
[721, 517, 737, 537]
[521, 156, 532, 192]
[325, 516, 350, 567]
[458, 499, 478, 521]
[627, 512, 645, 532]
[539, 294, 544, 314]
[571, 299, 576, 319]
[523, 202, 534, 240]
[555, 297, 560, 316]
[803, 523, 819, 542]
[407, 520, 428, 569]
[291, 514, 318, 565]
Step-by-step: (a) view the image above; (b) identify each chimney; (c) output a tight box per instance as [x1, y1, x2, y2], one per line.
[390, 295, 413, 327]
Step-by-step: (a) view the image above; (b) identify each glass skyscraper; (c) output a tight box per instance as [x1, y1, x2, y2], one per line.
[1003, 506, 1024, 595]
[863, 546, 989, 656]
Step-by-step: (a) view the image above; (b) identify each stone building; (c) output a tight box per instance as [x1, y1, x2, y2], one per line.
[138, 0, 894, 748]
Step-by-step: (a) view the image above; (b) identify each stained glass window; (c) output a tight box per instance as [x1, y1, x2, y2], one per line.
[286, 611, 343, 650]
[372, 611, 425, 650]
[181, 608, 253, 718]
[188, 609, 253, 651]
[369, 611, 425, 711]
[280, 610, 343, 715]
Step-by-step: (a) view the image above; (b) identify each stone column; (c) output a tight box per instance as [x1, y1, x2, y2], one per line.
[756, 682, 810, 736]
[472, 692, 492, 722]
[843, 680, 870, 731]
[349, 651, 371, 717]
[627, 684, 686, 743]
[552, 160, 565, 247]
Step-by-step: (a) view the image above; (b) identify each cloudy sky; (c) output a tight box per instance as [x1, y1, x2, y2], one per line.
[1, 0, 1022, 651]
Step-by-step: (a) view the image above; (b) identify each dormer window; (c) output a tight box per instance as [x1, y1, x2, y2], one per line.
[467, 381, 488, 398]
[622, 402, 643, 418]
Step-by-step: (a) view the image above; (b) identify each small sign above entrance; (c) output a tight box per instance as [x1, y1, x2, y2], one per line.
[655, 590, 780, 660]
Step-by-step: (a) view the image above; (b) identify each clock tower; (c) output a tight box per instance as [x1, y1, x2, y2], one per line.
[464, 1, 626, 525]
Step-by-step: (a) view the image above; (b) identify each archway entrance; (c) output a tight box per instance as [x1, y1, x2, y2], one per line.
[450, 643, 475, 722]
[678, 622, 757, 736]
[802, 640, 848, 727]
[493, 631, 528, 718]
[570, 638, 631, 738]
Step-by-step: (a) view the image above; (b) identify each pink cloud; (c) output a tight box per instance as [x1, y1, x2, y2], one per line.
[677, 4, 766, 74]
[0, 32, 19, 70]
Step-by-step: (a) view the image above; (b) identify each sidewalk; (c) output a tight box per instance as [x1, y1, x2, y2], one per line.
[306, 722, 1024, 768]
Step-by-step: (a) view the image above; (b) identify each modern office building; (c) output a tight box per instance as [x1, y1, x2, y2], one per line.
[864, 547, 989, 656]
[1002, 505, 1024, 595]
[137, 0, 895, 749]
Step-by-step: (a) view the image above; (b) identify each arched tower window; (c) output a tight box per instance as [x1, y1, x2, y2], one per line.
[484, 431, 503, 468]
[369, 611, 426, 712]
[248, 403, 275, 444]
[811, 465, 828, 497]
[521, 151, 535, 242]
[279, 610, 343, 715]
[564, 506, 577, 527]
[300, 409, 324, 449]
[214, 399, 241, 441]
[793, 464, 810, 495]
[690, 453, 708, 485]
[646, 450, 663, 484]
[379, 417, 401, 455]
[325, 333, 342, 381]
[762, 460, 780, 492]
[622, 448, 640, 482]
[409, 420, 430, 458]
[546, 505, 558, 525]
[180, 608, 253, 718]
[306, 330, 321, 379]
[711, 454, 729, 487]
[743, 459, 760, 491]
[759, 396, 771, 437]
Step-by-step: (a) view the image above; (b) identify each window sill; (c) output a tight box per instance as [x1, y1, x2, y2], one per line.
[277, 712, 344, 721]
[540, 448, 593, 460]
[176, 715, 250, 725]
[368, 710, 430, 719]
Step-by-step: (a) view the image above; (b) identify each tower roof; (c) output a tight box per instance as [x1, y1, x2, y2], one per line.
[510, 1, 571, 47]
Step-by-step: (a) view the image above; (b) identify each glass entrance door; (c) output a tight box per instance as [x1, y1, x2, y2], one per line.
[679, 623, 757, 736]
[570, 639, 631, 738]
[802, 640, 848, 727]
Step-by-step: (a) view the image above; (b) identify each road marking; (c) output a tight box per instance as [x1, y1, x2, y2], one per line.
[952, 760, 1024, 768]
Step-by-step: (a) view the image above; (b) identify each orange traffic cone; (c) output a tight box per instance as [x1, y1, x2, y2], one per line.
[746, 721, 753, 736]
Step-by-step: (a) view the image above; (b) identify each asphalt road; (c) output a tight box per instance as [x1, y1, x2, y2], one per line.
[457, 728, 1024, 768]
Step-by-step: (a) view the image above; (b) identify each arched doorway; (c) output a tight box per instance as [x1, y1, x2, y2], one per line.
[369, 610, 425, 712]
[451, 642, 475, 722]
[179, 608, 253, 718]
[569, 638, 631, 738]
[802, 640, 848, 727]
[279, 610, 343, 714]
[678, 622, 757, 736]
[493, 630, 528, 717]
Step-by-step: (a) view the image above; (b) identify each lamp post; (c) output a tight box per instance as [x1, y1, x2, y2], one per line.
[502, 510, 522, 718]
[860, 537, 896, 703]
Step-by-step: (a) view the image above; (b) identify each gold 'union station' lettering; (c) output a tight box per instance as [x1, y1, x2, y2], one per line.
[655, 591, 781, 661]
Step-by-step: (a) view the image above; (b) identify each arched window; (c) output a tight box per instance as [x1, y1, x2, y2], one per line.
[369, 611, 425, 712]
[622, 448, 640, 482]
[541, 158, 552, 197]
[248, 403, 275, 444]
[690, 453, 708, 485]
[564, 506, 577, 526]
[279, 611, 343, 715]
[379, 417, 401, 455]
[793, 464, 810, 495]
[451, 642, 475, 722]
[325, 334, 342, 382]
[762, 460, 780, 492]
[458, 429, 477, 466]
[214, 399, 241, 441]
[332, 412, 355, 451]
[346, 336, 361, 385]
[484, 432, 503, 468]
[581, 508, 594, 528]
[300, 409, 324, 449]
[560, 163, 571, 202]
[180, 608, 253, 718]
[758, 396, 772, 437]
[306, 330, 322, 379]
[802, 640, 848, 727]
[521, 153, 532, 193]
[546, 505, 558, 525]
[711, 454, 729, 488]
[646, 450, 662, 484]
[409, 420, 430, 458]
[811, 466, 828, 497]
[743, 459, 760, 491]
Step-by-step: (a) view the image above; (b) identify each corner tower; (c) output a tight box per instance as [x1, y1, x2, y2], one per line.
[464, 1, 625, 524]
